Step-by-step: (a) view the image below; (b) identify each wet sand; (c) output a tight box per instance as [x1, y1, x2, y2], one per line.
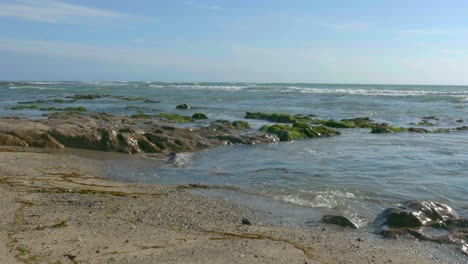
[0, 147, 465, 263]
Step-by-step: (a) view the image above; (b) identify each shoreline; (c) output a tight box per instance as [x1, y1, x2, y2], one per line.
[0, 147, 466, 263]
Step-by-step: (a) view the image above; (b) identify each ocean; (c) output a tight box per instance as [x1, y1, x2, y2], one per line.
[1, 81, 467, 225]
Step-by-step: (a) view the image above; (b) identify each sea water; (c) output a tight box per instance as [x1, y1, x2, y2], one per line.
[1, 81, 467, 224]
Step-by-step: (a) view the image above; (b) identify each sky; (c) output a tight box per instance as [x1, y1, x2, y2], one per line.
[1, 0, 468, 84]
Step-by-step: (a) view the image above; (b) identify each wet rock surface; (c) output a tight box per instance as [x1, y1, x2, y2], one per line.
[0, 113, 278, 154]
[322, 215, 358, 229]
[374, 200, 467, 255]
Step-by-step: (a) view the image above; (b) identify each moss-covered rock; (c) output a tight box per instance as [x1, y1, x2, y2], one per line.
[192, 113, 208, 120]
[69, 94, 102, 100]
[232, 120, 251, 129]
[157, 113, 193, 122]
[39, 106, 87, 112]
[10, 105, 39, 110]
[312, 119, 356, 128]
[370, 123, 407, 133]
[339, 117, 376, 128]
[245, 112, 311, 123]
[259, 122, 340, 141]
[130, 112, 151, 119]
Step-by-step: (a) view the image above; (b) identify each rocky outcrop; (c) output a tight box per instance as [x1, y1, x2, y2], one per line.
[374, 200, 460, 228]
[0, 133, 28, 147]
[0, 113, 284, 154]
[374, 200, 467, 255]
[50, 125, 103, 151]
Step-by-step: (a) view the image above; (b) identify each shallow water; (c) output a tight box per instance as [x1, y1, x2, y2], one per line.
[1, 81, 467, 224]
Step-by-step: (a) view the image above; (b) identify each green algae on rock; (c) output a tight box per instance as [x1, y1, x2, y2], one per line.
[232, 120, 251, 129]
[191, 113, 208, 120]
[259, 122, 340, 141]
[39, 106, 87, 112]
[340, 117, 376, 128]
[312, 119, 356, 128]
[158, 113, 193, 122]
[370, 123, 406, 133]
[10, 105, 39, 110]
[245, 112, 311, 123]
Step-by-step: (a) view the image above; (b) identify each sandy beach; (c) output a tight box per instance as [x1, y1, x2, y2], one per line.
[0, 147, 465, 264]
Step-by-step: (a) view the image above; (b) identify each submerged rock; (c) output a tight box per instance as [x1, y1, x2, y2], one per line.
[191, 113, 208, 120]
[370, 123, 406, 133]
[259, 123, 339, 141]
[340, 117, 376, 128]
[322, 215, 358, 229]
[231, 120, 250, 129]
[315, 119, 356, 128]
[245, 112, 311, 123]
[176, 104, 191, 109]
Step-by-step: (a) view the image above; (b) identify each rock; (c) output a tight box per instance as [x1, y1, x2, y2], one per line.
[0, 132, 28, 147]
[176, 104, 191, 110]
[49, 124, 103, 150]
[321, 215, 358, 228]
[100, 128, 143, 153]
[8, 131, 64, 149]
[456, 119, 463, 123]
[191, 113, 208, 120]
[313, 119, 355, 128]
[407, 127, 429, 133]
[340, 117, 375, 128]
[260, 123, 340, 141]
[231, 120, 250, 129]
[241, 218, 251, 225]
[69, 94, 102, 100]
[422, 116, 439, 121]
[157, 113, 192, 122]
[370, 123, 406, 133]
[245, 112, 311, 123]
[209, 120, 233, 131]
[374, 201, 460, 229]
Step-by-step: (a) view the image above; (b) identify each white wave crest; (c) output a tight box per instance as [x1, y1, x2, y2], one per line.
[9, 86, 65, 90]
[281, 87, 468, 97]
[274, 190, 355, 209]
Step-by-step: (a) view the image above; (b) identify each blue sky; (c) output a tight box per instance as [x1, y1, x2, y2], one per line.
[1, 0, 468, 84]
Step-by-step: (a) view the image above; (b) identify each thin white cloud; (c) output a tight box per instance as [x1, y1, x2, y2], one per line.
[185, 1, 223, 11]
[0, 38, 229, 71]
[0, 0, 148, 23]
[400, 29, 468, 36]
[322, 22, 368, 31]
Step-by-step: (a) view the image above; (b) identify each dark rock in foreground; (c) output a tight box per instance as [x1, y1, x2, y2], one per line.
[374, 200, 467, 255]
[374, 200, 460, 228]
[322, 215, 358, 229]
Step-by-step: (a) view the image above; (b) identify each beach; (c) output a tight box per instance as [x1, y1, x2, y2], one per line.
[0, 82, 467, 263]
[0, 147, 465, 263]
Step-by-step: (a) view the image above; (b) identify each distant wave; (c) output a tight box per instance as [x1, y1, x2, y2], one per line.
[167, 84, 252, 91]
[280, 86, 468, 98]
[9, 86, 66, 91]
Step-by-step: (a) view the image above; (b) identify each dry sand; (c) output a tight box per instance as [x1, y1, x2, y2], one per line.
[0, 147, 465, 263]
